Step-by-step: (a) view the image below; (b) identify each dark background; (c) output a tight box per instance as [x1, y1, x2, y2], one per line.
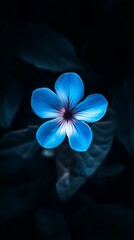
[0, 0, 133, 239]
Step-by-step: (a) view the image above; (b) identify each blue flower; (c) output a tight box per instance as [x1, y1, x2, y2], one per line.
[31, 72, 108, 152]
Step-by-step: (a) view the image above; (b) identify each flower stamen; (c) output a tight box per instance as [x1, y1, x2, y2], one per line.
[60, 108, 73, 121]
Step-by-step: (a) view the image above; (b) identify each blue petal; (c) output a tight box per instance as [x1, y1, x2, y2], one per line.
[31, 88, 62, 118]
[66, 120, 93, 151]
[55, 72, 84, 108]
[74, 94, 108, 123]
[36, 118, 66, 148]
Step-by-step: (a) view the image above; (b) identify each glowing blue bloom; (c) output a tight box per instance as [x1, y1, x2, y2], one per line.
[31, 73, 108, 152]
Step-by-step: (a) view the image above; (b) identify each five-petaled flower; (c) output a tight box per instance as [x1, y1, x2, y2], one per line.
[31, 72, 108, 152]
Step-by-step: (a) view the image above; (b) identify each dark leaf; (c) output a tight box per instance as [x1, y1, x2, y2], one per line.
[55, 109, 115, 201]
[112, 81, 134, 156]
[0, 154, 53, 222]
[0, 126, 41, 158]
[96, 161, 125, 178]
[0, 79, 22, 129]
[69, 193, 134, 240]
[35, 208, 70, 240]
[0, 182, 36, 222]
[16, 23, 84, 72]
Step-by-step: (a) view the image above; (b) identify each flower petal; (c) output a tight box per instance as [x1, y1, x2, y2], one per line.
[55, 72, 84, 108]
[36, 118, 66, 148]
[31, 88, 62, 118]
[66, 120, 93, 151]
[74, 94, 108, 123]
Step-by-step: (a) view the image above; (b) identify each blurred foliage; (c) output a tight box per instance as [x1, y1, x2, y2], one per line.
[15, 23, 86, 72]
[0, 0, 132, 239]
[66, 192, 134, 240]
[112, 81, 134, 156]
[0, 126, 40, 158]
[0, 153, 55, 223]
[35, 208, 70, 240]
[0, 78, 22, 130]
